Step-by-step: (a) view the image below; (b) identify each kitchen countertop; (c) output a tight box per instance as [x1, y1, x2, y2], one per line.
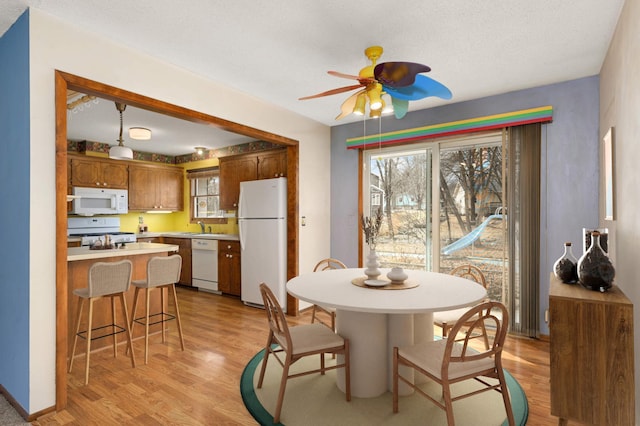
[67, 242, 179, 262]
[138, 232, 240, 241]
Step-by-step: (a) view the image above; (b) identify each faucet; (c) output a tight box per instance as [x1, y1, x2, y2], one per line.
[197, 221, 205, 233]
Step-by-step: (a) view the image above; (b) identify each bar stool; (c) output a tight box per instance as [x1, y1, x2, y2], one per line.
[69, 259, 136, 385]
[130, 254, 185, 364]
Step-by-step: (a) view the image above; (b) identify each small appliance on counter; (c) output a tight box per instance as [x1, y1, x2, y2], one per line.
[67, 217, 137, 247]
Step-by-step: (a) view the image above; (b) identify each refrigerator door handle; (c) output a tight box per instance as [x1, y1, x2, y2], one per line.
[238, 219, 246, 251]
[238, 186, 245, 219]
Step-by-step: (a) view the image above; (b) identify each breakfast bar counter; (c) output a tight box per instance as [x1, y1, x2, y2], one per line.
[67, 242, 179, 262]
[67, 243, 179, 354]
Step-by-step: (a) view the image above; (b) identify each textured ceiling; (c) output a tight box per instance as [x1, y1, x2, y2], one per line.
[0, 1, 625, 155]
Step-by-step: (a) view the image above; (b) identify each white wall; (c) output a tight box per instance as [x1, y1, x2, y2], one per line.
[599, 0, 640, 415]
[28, 8, 330, 412]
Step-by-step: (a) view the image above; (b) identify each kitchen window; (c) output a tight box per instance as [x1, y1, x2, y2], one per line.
[187, 167, 225, 222]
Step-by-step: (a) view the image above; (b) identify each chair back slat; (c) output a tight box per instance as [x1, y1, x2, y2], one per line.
[88, 259, 132, 297]
[450, 264, 487, 289]
[443, 301, 508, 369]
[260, 283, 292, 350]
[313, 258, 347, 272]
[146, 255, 182, 286]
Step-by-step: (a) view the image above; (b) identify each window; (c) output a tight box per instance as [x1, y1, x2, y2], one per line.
[187, 167, 224, 222]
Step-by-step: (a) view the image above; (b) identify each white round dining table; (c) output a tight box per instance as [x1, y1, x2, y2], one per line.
[286, 268, 487, 398]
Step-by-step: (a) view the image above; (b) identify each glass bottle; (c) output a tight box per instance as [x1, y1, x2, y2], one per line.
[577, 231, 615, 292]
[553, 242, 578, 283]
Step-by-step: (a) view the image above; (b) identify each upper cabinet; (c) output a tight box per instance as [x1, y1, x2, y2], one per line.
[129, 163, 184, 211]
[69, 155, 128, 189]
[219, 149, 286, 210]
[257, 150, 287, 180]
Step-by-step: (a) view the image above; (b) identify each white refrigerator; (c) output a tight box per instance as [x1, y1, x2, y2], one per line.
[238, 177, 287, 309]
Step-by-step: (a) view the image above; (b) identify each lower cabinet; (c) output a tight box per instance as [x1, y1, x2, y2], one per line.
[136, 237, 160, 243]
[218, 240, 241, 296]
[161, 237, 192, 286]
[549, 274, 635, 425]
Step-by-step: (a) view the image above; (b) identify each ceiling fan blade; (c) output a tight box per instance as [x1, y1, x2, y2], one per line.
[374, 62, 431, 88]
[328, 71, 376, 85]
[383, 74, 452, 101]
[299, 84, 363, 100]
[391, 97, 409, 119]
[335, 89, 366, 120]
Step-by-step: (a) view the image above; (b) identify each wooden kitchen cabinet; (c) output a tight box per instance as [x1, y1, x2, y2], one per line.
[69, 155, 128, 189]
[219, 148, 286, 210]
[129, 163, 184, 211]
[136, 237, 160, 243]
[218, 240, 241, 296]
[257, 149, 287, 179]
[161, 237, 192, 286]
[219, 155, 258, 210]
[549, 274, 635, 425]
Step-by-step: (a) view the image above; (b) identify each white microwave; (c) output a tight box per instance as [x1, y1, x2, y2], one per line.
[71, 187, 128, 216]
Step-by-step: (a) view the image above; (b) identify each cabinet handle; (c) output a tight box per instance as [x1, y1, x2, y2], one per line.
[227, 245, 231, 249]
[96, 182, 101, 186]
[103, 182, 107, 186]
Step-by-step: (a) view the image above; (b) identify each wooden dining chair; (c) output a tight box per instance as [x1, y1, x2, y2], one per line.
[433, 264, 490, 349]
[310, 258, 347, 331]
[257, 283, 351, 423]
[393, 301, 514, 425]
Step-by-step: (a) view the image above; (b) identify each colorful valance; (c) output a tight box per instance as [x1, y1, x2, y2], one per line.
[345, 105, 553, 149]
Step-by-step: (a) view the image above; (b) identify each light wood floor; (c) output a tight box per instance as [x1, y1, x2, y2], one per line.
[33, 287, 554, 425]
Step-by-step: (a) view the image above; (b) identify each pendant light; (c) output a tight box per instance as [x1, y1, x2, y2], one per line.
[109, 102, 134, 160]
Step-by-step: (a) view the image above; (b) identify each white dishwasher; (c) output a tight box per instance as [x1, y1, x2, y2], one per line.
[192, 239, 219, 294]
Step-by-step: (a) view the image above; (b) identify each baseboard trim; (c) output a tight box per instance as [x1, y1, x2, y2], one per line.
[0, 383, 55, 422]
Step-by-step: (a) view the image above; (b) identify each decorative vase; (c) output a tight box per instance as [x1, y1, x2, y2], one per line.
[386, 267, 408, 284]
[577, 231, 615, 292]
[553, 242, 578, 283]
[364, 248, 381, 280]
[583, 228, 609, 254]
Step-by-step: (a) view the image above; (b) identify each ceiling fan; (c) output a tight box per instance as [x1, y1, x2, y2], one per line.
[300, 46, 452, 120]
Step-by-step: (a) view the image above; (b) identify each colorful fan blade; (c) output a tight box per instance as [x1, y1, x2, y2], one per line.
[335, 89, 366, 120]
[391, 97, 410, 119]
[299, 84, 363, 100]
[383, 74, 452, 101]
[328, 71, 376, 85]
[374, 62, 431, 88]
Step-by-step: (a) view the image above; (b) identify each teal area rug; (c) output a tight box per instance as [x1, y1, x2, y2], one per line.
[241, 349, 528, 425]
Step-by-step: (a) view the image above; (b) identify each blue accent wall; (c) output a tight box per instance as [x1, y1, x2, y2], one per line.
[0, 10, 31, 409]
[331, 76, 599, 336]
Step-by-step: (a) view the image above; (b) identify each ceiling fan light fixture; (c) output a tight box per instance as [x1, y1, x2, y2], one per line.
[129, 127, 151, 140]
[367, 83, 383, 111]
[353, 93, 367, 115]
[195, 146, 206, 155]
[109, 102, 134, 160]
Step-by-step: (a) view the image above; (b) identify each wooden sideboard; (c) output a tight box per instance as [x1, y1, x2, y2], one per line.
[549, 274, 635, 425]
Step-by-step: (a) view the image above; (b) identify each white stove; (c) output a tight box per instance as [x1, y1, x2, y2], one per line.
[68, 217, 137, 247]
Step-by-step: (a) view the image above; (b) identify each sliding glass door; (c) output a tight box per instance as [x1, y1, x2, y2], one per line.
[363, 132, 508, 305]
[438, 143, 507, 304]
